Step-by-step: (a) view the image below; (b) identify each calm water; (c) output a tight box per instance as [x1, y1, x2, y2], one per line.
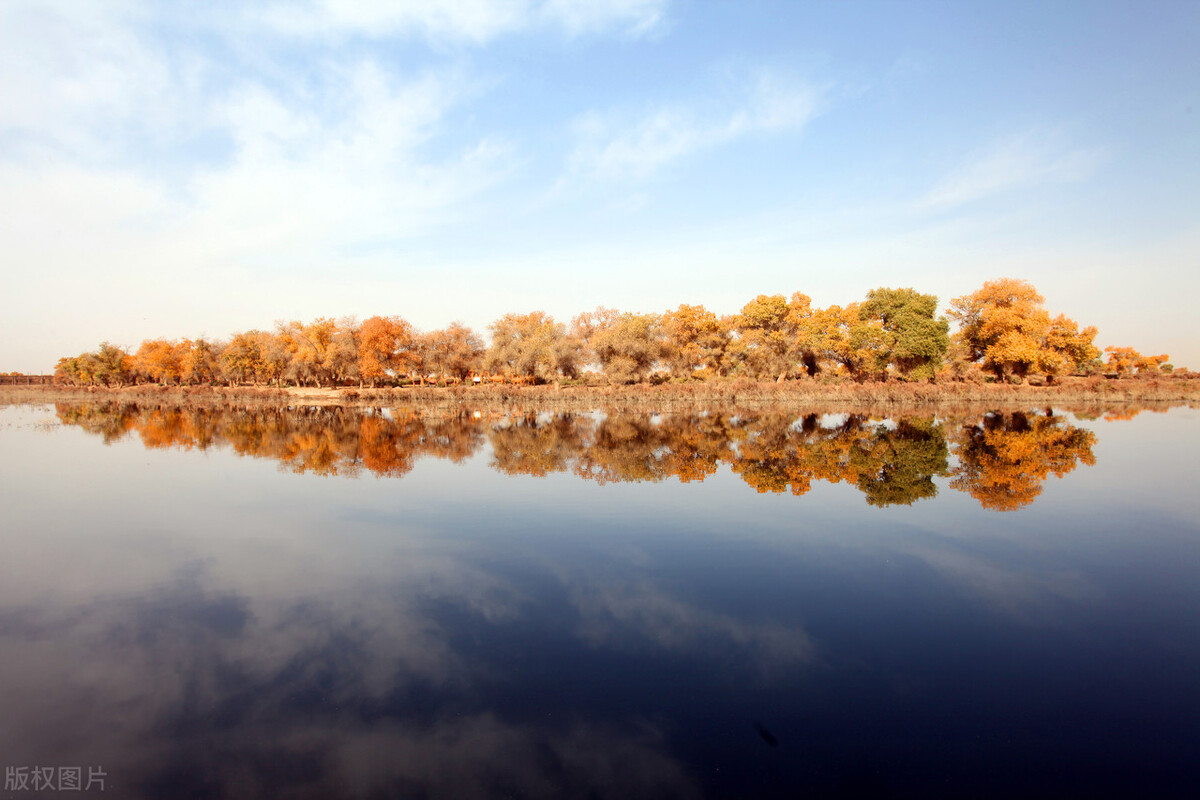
[1, 402, 1198, 798]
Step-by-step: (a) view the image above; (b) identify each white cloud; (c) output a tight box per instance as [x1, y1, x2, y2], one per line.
[918, 130, 1106, 211]
[259, 0, 669, 42]
[569, 72, 822, 181]
[187, 62, 510, 262]
[0, 0, 184, 165]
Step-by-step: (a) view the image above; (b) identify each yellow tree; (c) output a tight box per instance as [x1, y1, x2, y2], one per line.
[948, 278, 1060, 382]
[661, 303, 729, 378]
[1045, 315, 1101, 375]
[180, 338, 221, 385]
[134, 339, 184, 385]
[733, 293, 818, 381]
[813, 303, 890, 381]
[1104, 346, 1168, 376]
[221, 332, 266, 385]
[277, 318, 340, 386]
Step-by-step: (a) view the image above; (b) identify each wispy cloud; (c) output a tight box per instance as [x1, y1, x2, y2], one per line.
[918, 130, 1106, 211]
[191, 62, 512, 256]
[259, 0, 669, 43]
[569, 72, 822, 181]
[0, 0, 516, 267]
[0, 1, 185, 166]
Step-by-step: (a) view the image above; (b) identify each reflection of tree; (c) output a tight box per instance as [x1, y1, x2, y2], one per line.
[488, 413, 589, 477]
[949, 411, 1096, 511]
[728, 413, 831, 496]
[656, 414, 736, 484]
[54, 404, 483, 479]
[726, 414, 949, 505]
[854, 418, 950, 507]
[574, 416, 671, 484]
[357, 412, 419, 478]
[420, 413, 485, 463]
[53, 404, 1103, 510]
[55, 402, 139, 444]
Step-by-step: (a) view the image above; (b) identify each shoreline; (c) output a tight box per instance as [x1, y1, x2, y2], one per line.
[4, 378, 1198, 417]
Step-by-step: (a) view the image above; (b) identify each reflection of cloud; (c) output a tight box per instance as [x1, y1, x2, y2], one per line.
[569, 580, 814, 675]
[332, 715, 697, 800]
[0, 569, 696, 799]
[895, 541, 1099, 619]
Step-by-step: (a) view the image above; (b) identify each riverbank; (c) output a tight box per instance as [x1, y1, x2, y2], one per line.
[4, 376, 1198, 417]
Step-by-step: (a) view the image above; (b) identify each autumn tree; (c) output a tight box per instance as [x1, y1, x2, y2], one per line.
[948, 279, 1063, 382]
[859, 288, 949, 381]
[812, 303, 890, 381]
[55, 356, 85, 386]
[573, 308, 665, 384]
[326, 318, 361, 386]
[661, 303, 729, 378]
[1104, 346, 1169, 377]
[221, 331, 289, 386]
[418, 322, 486, 381]
[733, 293, 818, 381]
[1045, 315, 1101, 375]
[486, 312, 581, 383]
[92, 342, 133, 387]
[180, 338, 221, 384]
[277, 318, 344, 387]
[358, 316, 417, 386]
[134, 339, 184, 385]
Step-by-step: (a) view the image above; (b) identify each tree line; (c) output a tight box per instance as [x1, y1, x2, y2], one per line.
[55, 403, 1098, 511]
[53, 278, 1173, 388]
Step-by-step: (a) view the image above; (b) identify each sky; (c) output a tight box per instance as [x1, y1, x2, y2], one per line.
[1, 0, 1197, 373]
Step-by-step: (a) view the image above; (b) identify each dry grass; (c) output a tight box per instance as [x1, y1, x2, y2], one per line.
[4, 375, 1198, 417]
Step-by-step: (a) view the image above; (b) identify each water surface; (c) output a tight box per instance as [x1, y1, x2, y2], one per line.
[1, 402, 1197, 798]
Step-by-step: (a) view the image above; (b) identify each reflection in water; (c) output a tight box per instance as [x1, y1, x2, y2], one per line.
[55, 402, 1098, 510]
[949, 411, 1097, 511]
[4, 403, 1199, 798]
[0, 568, 702, 799]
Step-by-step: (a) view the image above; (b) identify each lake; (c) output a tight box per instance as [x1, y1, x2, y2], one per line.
[1, 401, 1198, 798]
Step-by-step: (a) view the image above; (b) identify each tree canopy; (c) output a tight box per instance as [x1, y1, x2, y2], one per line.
[49, 278, 1174, 388]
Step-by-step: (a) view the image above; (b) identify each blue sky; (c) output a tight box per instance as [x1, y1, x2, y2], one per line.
[1, 0, 1197, 372]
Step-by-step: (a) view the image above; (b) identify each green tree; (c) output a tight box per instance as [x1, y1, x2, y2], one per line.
[860, 287, 949, 381]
